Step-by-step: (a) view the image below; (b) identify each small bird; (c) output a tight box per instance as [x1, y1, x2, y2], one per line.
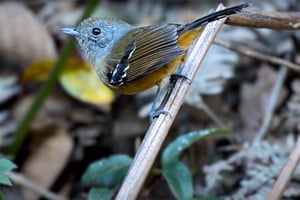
[61, 3, 249, 118]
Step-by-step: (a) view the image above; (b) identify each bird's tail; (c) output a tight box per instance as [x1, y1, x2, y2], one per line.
[182, 3, 249, 32]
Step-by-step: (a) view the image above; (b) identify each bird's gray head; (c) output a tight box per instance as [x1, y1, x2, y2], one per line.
[61, 17, 132, 65]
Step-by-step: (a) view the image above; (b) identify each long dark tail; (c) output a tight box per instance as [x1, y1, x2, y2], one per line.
[181, 3, 249, 32]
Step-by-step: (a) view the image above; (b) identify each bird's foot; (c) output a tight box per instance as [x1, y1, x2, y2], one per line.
[170, 73, 191, 84]
[149, 109, 171, 123]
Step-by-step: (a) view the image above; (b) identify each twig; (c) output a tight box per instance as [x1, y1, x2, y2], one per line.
[7, 172, 66, 200]
[215, 40, 300, 73]
[226, 9, 300, 30]
[115, 4, 227, 200]
[253, 66, 288, 143]
[268, 133, 300, 200]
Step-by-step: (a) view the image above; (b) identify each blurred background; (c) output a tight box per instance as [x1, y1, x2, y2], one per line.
[0, 0, 299, 199]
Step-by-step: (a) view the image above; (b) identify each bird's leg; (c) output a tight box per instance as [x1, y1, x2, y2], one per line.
[149, 62, 192, 122]
[170, 62, 191, 84]
[149, 86, 171, 122]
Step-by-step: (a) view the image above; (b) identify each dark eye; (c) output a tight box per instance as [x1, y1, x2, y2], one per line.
[92, 27, 101, 36]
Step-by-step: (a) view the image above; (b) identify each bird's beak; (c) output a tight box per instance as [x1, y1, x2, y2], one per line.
[61, 27, 80, 36]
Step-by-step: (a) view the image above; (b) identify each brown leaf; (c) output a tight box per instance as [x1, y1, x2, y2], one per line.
[0, 2, 57, 66]
[239, 65, 287, 141]
[12, 92, 71, 132]
[21, 127, 73, 200]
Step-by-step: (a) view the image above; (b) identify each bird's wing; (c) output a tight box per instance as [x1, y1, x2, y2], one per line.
[105, 24, 184, 86]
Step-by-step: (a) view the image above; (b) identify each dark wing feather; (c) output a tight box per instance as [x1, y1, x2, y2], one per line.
[106, 24, 184, 85]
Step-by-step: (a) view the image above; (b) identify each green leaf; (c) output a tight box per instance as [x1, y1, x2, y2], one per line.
[163, 161, 193, 200]
[0, 158, 16, 186]
[81, 154, 132, 188]
[161, 129, 231, 200]
[0, 174, 13, 186]
[0, 159, 16, 174]
[88, 188, 114, 200]
[162, 129, 231, 166]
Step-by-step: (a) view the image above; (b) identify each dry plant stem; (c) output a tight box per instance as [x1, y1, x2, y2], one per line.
[227, 9, 300, 30]
[269, 133, 300, 200]
[7, 172, 66, 200]
[115, 4, 227, 200]
[253, 66, 288, 143]
[215, 40, 300, 73]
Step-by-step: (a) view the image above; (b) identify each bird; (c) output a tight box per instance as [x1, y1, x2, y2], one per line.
[61, 3, 249, 119]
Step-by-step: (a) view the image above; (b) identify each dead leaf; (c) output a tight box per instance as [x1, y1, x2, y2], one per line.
[12, 92, 71, 132]
[0, 2, 57, 66]
[21, 60, 56, 83]
[239, 65, 288, 141]
[21, 127, 73, 200]
[22, 59, 91, 83]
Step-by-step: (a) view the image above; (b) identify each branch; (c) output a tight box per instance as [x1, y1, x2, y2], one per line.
[214, 40, 300, 73]
[269, 134, 300, 200]
[8, 172, 66, 200]
[226, 8, 300, 30]
[115, 4, 228, 200]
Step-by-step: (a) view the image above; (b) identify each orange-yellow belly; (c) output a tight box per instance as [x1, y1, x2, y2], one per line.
[107, 28, 203, 95]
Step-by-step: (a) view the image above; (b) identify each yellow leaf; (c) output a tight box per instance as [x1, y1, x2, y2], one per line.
[22, 60, 55, 82]
[59, 61, 114, 105]
[22, 59, 91, 83]
[22, 59, 114, 105]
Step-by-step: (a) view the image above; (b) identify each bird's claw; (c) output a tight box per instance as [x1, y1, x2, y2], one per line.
[149, 109, 172, 123]
[170, 73, 191, 84]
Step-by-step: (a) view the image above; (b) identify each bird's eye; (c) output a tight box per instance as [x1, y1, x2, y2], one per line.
[92, 27, 101, 36]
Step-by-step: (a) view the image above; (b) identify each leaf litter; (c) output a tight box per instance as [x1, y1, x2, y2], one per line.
[0, 0, 299, 199]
